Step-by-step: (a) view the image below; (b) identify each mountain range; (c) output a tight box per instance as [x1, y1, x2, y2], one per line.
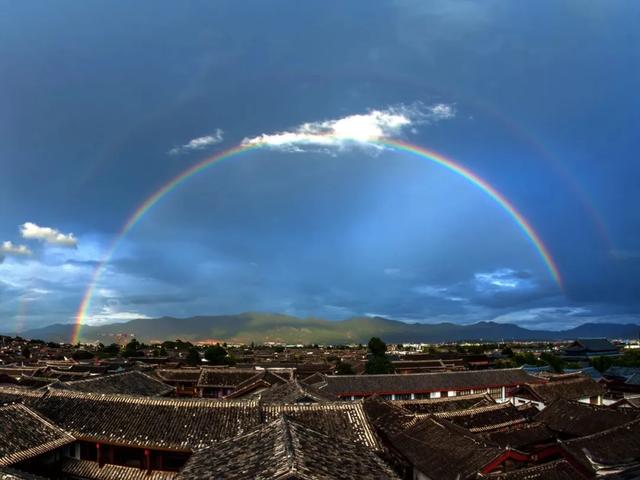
[15, 313, 640, 344]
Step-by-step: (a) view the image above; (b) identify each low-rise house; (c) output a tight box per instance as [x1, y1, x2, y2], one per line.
[0, 404, 74, 475]
[386, 416, 504, 480]
[533, 398, 638, 439]
[257, 379, 337, 404]
[0, 385, 379, 477]
[195, 368, 287, 398]
[602, 366, 640, 399]
[48, 370, 175, 397]
[395, 392, 494, 413]
[433, 402, 534, 433]
[561, 417, 640, 478]
[510, 373, 605, 409]
[176, 415, 399, 480]
[317, 368, 540, 401]
[155, 369, 201, 397]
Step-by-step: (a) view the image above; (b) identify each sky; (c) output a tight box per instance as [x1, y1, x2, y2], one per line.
[1, 0, 639, 333]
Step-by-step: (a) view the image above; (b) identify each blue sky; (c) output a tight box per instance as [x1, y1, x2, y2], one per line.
[1, 0, 639, 332]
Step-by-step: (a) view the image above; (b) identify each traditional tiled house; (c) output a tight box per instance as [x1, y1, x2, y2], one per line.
[562, 338, 620, 361]
[533, 398, 639, 438]
[318, 368, 540, 401]
[195, 368, 291, 398]
[602, 366, 640, 399]
[0, 404, 74, 476]
[510, 373, 605, 409]
[49, 370, 175, 397]
[176, 415, 399, 480]
[155, 369, 201, 397]
[561, 417, 640, 478]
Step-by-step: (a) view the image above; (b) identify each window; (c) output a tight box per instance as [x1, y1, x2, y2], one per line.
[488, 387, 503, 398]
[457, 389, 472, 396]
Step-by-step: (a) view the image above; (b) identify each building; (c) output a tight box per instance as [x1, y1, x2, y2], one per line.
[510, 373, 605, 409]
[317, 368, 540, 401]
[176, 415, 399, 479]
[562, 338, 620, 361]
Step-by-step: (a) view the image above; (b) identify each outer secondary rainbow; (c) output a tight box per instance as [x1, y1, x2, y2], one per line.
[72, 139, 562, 344]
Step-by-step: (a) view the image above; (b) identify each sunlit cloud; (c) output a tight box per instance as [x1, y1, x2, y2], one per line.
[169, 129, 224, 155]
[1, 241, 32, 256]
[474, 268, 534, 291]
[21, 222, 78, 248]
[242, 103, 455, 152]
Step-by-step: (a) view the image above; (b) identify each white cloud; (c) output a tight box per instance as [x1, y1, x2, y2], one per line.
[474, 268, 534, 291]
[169, 129, 224, 155]
[20, 222, 78, 248]
[1, 241, 32, 256]
[242, 103, 454, 152]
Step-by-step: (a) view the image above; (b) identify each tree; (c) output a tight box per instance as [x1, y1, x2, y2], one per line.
[101, 343, 120, 357]
[186, 347, 201, 366]
[21, 346, 31, 359]
[365, 337, 394, 374]
[72, 350, 94, 361]
[204, 344, 232, 365]
[591, 355, 614, 373]
[335, 361, 355, 375]
[540, 352, 566, 373]
[367, 337, 387, 357]
[501, 346, 514, 357]
[365, 355, 394, 375]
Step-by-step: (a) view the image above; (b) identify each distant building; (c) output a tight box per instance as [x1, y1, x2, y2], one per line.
[562, 338, 620, 361]
[602, 366, 640, 399]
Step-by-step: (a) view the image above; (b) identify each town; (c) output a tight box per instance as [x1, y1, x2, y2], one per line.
[0, 334, 639, 479]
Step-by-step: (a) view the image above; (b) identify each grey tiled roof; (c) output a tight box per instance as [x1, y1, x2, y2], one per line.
[176, 415, 399, 480]
[561, 417, 640, 476]
[396, 393, 494, 414]
[0, 404, 74, 467]
[388, 416, 502, 480]
[319, 369, 538, 396]
[483, 422, 555, 450]
[0, 468, 49, 480]
[434, 402, 529, 432]
[0, 387, 379, 452]
[534, 398, 638, 437]
[518, 374, 604, 403]
[196, 368, 261, 388]
[258, 380, 337, 404]
[60, 459, 177, 480]
[52, 370, 175, 396]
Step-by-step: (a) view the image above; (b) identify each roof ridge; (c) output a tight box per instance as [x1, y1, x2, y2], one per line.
[435, 402, 510, 418]
[43, 387, 259, 407]
[328, 367, 528, 378]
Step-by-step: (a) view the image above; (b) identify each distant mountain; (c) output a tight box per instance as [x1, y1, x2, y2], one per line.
[16, 313, 640, 344]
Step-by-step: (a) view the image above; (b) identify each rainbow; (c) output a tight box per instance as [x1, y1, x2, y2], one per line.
[72, 139, 562, 344]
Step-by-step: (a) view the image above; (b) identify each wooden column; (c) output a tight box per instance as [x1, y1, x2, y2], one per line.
[144, 449, 151, 472]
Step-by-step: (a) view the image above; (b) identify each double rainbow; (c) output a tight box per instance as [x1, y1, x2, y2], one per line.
[72, 139, 562, 344]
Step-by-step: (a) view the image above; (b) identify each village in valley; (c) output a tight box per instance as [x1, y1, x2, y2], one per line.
[0, 334, 639, 479]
